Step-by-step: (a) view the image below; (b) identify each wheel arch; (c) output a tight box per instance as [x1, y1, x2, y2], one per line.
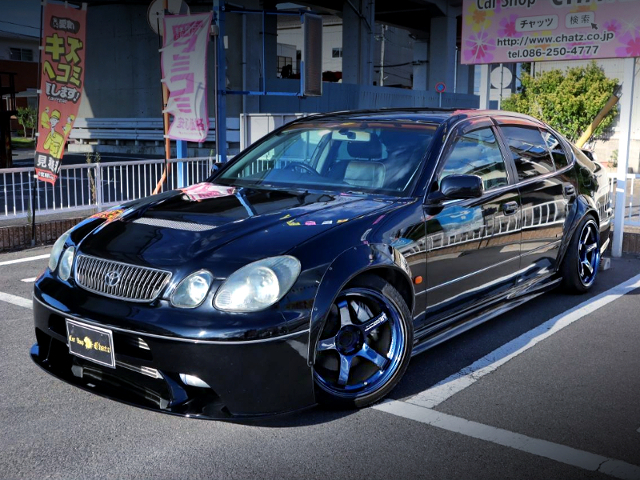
[353, 266, 414, 315]
[308, 243, 415, 366]
[557, 194, 600, 269]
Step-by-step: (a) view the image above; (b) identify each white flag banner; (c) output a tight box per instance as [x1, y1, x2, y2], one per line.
[161, 13, 212, 143]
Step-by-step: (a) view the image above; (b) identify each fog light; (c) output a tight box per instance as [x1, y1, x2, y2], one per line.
[179, 373, 211, 388]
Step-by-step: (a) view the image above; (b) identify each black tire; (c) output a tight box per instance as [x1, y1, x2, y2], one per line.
[313, 274, 413, 409]
[560, 215, 600, 293]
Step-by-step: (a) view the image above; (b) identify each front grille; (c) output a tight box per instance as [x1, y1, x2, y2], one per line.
[75, 254, 171, 302]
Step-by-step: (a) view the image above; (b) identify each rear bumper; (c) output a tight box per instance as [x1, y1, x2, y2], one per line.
[32, 295, 316, 418]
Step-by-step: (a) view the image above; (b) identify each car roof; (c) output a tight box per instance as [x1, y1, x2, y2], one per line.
[291, 108, 544, 128]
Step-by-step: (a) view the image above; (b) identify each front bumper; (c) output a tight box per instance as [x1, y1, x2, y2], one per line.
[32, 295, 316, 418]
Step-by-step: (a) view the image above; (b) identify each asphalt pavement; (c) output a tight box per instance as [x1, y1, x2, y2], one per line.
[1, 247, 640, 479]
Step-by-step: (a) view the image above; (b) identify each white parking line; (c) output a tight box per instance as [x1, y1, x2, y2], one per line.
[407, 273, 640, 409]
[0, 254, 49, 267]
[0, 292, 32, 309]
[21, 277, 37, 283]
[374, 400, 640, 480]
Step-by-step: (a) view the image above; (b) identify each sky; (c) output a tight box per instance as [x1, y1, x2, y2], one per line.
[0, 0, 45, 37]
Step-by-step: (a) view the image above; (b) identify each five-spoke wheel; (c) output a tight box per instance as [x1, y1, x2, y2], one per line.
[561, 215, 600, 293]
[314, 275, 412, 408]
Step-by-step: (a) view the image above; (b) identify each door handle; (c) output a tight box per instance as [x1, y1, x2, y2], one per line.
[502, 201, 519, 216]
[564, 184, 576, 196]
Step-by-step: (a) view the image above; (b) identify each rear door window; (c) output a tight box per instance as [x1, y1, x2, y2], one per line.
[438, 127, 508, 191]
[500, 126, 556, 181]
[541, 130, 570, 169]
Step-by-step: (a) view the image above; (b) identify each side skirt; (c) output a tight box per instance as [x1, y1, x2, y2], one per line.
[411, 277, 562, 357]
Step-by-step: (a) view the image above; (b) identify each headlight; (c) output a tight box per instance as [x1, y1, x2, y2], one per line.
[214, 256, 301, 312]
[48, 231, 71, 272]
[58, 247, 75, 281]
[171, 270, 213, 308]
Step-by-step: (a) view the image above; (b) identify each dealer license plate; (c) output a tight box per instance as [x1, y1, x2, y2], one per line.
[66, 319, 115, 368]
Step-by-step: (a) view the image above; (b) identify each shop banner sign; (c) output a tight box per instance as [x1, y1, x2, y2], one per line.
[462, 0, 640, 64]
[35, 2, 87, 184]
[161, 13, 212, 143]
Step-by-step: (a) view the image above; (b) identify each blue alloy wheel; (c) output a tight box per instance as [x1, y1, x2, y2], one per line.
[314, 275, 413, 408]
[577, 218, 600, 287]
[561, 215, 600, 293]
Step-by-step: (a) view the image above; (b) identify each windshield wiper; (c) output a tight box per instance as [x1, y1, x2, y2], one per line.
[234, 187, 257, 217]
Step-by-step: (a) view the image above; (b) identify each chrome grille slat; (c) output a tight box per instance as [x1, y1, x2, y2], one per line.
[152, 271, 164, 298]
[114, 264, 124, 298]
[144, 274, 157, 295]
[105, 261, 116, 297]
[143, 270, 155, 298]
[97, 259, 110, 294]
[84, 256, 94, 289]
[122, 265, 133, 298]
[88, 257, 97, 290]
[136, 268, 151, 299]
[138, 269, 150, 298]
[95, 259, 107, 293]
[89, 258, 100, 291]
[75, 254, 171, 302]
[147, 271, 158, 298]
[85, 257, 95, 290]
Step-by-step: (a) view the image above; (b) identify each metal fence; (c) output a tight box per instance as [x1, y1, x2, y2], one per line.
[2, 160, 640, 231]
[1, 157, 215, 220]
[611, 173, 640, 227]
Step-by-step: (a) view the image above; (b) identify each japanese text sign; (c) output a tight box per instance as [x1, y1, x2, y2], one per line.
[462, 0, 640, 64]
[35, 2, 87, 184]
[161, 13, 212, 143]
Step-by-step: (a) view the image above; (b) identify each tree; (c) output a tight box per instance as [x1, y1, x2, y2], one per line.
[16, 106, 37, 139]
[501, 62, 618, 143]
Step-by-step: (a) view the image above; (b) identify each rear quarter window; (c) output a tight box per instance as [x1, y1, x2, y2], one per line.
[501, 126, 556, 181]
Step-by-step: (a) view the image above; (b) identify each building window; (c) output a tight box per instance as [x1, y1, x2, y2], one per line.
[278, 56, 294, 78]
[9, 48, 33, 62]
[332, 48, 342, 58]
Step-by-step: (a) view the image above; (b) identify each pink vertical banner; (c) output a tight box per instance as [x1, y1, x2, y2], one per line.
[161, 13, 212, 142]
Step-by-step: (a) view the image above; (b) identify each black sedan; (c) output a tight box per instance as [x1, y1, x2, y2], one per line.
[31, 109, 612, 418]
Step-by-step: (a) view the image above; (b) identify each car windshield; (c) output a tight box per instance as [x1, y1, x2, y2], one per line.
[216, 121, 438, 196]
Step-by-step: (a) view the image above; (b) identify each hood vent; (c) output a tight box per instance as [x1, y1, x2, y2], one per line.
[132, 217, 216, 232]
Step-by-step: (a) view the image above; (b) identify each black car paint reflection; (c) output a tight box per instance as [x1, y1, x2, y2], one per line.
[31, 109, 612, 417]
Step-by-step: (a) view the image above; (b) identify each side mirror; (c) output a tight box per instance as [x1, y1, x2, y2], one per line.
[428, 174, 483, 203]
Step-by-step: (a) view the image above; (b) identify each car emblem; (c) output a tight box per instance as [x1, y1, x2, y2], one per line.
[104, 271, 121, 287]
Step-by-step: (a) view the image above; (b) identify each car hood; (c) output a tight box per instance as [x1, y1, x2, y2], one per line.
[78, 183, 396, 271]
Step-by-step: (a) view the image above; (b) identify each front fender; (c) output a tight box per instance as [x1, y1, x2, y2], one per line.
[307, 243, 413, 365]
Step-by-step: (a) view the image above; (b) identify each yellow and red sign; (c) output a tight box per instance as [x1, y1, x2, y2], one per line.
[34, 3, 87, 184]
